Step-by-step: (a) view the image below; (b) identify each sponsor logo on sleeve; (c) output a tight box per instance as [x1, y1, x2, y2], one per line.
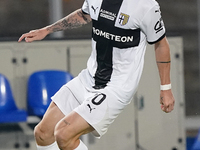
[154, 18, 164, 33]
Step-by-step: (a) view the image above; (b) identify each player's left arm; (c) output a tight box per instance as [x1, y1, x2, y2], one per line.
[154, 36, 175, 113]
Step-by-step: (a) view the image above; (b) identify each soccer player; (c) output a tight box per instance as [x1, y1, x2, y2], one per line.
[18, 0, 175, 149]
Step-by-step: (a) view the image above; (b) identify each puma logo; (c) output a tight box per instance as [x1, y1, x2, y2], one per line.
[87, 104, 96, 113]
[91, 6, 98, 14]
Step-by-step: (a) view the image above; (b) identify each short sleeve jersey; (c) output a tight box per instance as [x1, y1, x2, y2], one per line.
[80, 0, 166, 102]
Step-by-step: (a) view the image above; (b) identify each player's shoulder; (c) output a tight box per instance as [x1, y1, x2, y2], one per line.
[134, 0, 160, 21]
[138, 0, 159, 10]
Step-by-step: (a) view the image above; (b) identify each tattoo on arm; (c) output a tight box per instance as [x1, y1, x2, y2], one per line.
[63, 120, 70, 126]
[77, 11, 91, 23]
[157, 61, 171, 63]
[47, 18, 81, 33]
[161, 97, 163, 101]
[47, 9, 91, 33]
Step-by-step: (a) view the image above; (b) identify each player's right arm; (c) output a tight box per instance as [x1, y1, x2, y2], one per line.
[18, 9, 91, 43]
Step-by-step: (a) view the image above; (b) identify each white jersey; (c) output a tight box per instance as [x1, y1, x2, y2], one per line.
[79, 0, 166, 103]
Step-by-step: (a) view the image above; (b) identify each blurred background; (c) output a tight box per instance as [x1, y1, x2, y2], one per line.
[0, 0, 199, 150]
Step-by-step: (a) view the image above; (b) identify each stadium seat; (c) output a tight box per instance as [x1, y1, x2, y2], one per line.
[191, 128, 200, 150]
[0, 73, 28, 148]
[0, 73, 27, 123]
[27, 70, 73, 117]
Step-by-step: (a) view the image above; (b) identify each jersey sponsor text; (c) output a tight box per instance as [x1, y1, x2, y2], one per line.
[99, 9, 117, 21]
[93, 27, 134, 43]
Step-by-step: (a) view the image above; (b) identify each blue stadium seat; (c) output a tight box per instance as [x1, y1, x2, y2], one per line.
[192, 128, 200, 150]
[0, 73, 27, 123]
[27, 70, 73, 117]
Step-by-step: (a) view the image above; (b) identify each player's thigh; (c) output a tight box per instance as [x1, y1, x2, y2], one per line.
[55, 111, 94, 140]
[36, 102, 65, 134]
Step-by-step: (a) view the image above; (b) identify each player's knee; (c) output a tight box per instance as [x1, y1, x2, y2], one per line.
[56, 135, 76, 150]
[34, 124, 53, 142]
[54, 122, 75, 149]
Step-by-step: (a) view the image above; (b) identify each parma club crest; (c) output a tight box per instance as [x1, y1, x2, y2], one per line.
[119, 13, 129, 26]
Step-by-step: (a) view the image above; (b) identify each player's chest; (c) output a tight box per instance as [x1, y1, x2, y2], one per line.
[88, 0, 135, 29]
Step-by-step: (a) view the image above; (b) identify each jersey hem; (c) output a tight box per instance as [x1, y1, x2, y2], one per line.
[147, 33, 166, 45]
[81, 9, 89, 15]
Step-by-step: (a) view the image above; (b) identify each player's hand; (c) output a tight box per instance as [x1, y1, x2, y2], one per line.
[160, 89, 175, 113]
[18, 28, 49, 43]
